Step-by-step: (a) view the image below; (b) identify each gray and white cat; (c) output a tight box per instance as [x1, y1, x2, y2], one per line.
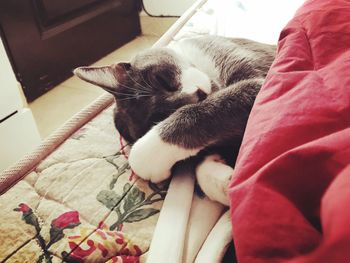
[74, 35, 275, 205]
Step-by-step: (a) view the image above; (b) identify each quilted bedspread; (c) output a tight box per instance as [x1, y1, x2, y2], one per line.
[229, 0, 350, 262]
[0, 107, 168, 263]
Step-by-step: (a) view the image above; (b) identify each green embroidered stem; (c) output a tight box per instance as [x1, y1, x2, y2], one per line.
[35, 234, 52, 263]
[109, 189, 164, 231]
[109, 163, 130, 189]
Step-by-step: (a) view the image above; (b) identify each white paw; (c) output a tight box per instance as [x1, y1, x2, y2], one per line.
[196, 155, 233, 206]
[128, 126, 199, 183]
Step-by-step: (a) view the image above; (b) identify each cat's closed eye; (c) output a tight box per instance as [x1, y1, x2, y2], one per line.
[155, 74, 178, 92]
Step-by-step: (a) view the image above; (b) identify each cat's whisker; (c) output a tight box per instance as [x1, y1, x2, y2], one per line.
[115, 95, 139, 101]
[110, 91, 141, 97]
[117, 94, 152, 101]
[117, 82, 151, 95]
[125, 70, 152, 92]
[132, 94, 153, 100]
[111, 91, 133, 96]
[139, 73, 154, 91]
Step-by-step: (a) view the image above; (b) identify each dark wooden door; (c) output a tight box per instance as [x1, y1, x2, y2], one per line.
[0, 0, 141, 101]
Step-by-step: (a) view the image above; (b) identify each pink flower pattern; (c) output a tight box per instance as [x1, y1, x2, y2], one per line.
[65, 221, 142, 262]
[52, 211, 80, 229]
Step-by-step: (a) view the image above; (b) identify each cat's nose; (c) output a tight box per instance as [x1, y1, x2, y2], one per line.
[196, 87, 208, 101]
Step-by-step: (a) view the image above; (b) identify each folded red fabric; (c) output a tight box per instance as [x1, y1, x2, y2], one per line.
[229, 0, 350, 262]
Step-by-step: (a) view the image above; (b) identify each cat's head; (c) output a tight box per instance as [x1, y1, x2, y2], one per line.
[74, 47, 215, 143]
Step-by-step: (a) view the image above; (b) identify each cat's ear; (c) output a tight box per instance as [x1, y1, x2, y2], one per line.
[73, 62, 131, 94]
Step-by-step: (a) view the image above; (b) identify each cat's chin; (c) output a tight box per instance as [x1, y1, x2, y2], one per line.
[128, 126, 199, 183]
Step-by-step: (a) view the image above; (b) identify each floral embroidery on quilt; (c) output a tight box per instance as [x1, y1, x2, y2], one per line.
[96, 162, 168, 231]
[11, 152, 168, 262]
[63, 222, 142, 263]
[14, 204, 144, 263]
[97, 151, 168, 231]
[14, 204, 81, 262]
[12, 168, 168, 263]
[3, 107, 169, 263]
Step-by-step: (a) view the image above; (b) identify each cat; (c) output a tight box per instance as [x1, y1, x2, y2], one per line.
[74, 35, 275, 205]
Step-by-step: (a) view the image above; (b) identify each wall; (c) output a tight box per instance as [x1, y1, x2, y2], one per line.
[142, 0, 196, 16]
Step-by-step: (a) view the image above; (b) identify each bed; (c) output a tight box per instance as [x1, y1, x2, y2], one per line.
[2, 0, 349, 262]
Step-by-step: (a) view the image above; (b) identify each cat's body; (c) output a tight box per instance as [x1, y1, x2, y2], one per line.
[75, 35, 276, 205]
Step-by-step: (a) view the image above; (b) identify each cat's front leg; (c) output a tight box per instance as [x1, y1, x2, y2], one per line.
[128, 125, 200, 183]
[129, 78, 261, 183]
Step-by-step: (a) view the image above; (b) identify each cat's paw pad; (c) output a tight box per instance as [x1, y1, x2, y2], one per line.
[128, 127, 198, 183]
[196, 155, 233, 205]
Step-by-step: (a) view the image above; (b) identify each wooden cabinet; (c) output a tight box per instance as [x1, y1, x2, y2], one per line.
[0, 0, 141, 101]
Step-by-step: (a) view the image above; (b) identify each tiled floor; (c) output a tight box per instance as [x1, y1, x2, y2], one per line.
[29, 17, 177, 139]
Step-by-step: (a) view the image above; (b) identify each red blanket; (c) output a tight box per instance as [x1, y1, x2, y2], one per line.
[229, 0, 350, 262]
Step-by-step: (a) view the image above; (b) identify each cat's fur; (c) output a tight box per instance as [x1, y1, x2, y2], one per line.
[74, 35, 275, 205]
